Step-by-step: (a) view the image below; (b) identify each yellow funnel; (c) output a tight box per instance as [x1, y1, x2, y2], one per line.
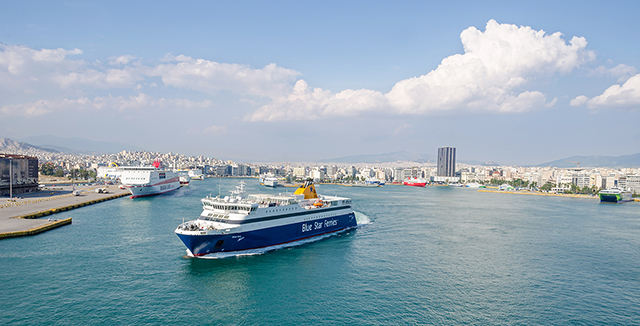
[294, 181, 318, 199]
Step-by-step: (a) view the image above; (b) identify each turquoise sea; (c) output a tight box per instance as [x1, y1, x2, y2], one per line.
[1, 179, 639, 325]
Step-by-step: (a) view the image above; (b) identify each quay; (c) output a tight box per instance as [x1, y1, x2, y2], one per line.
[478, 189, 600, 199]
[0, 185, 129, 240]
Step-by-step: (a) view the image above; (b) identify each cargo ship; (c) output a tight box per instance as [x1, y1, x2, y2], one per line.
[175, 181, 357, 257]
[120, 160, 180, 198]
[598, 187, 633, 203]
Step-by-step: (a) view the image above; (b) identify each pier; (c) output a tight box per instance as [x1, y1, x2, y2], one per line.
[0, 185, 129, 239]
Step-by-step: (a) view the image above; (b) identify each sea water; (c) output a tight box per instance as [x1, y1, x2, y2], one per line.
[1, 179, 639, 325]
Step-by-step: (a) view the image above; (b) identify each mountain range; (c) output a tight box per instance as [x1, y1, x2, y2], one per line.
[18, 135, 143, 155]
[0, 138, 60, 154]
[318, 151, 435, 164]
[534, 153, 640, 168]
[2, 136, 640, 168]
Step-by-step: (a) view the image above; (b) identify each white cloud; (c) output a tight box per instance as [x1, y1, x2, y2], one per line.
[249, 20, 593, 121]
[202, 125, 228, 135]
[393, 124, 411, 134]
[148, 55, 301, 97]
[248, 80, 387, 121]
[571, 73, 640, 109]
[570, 95, 589, 107]
[592, 64, 637, 83]
[0, 44, 143, 90]
[0, 44, 84, 91]
[108, 54, 137, 65]
[0, 93, 212, 117]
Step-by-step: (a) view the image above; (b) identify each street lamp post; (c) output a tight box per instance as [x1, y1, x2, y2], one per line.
[9, 158, 12, 200]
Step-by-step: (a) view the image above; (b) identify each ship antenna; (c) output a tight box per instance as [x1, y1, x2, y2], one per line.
[218, 178, 221, 197]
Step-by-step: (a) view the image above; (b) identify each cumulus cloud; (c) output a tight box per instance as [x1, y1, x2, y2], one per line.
[1, 44, 301, 111]
[52, 66, 144, 89]
[0, 44, 83, 90]
[592, 64, 637, 83]
[249, 80, 387, 121]
[571, 73, 640, 109]
[108, 54, 137, 65]
[147, 55, 301, 97]
[0, 93, 212, 117]
[249, 19, 594, 121]
[0, 44, 143, 90]
[202, 125, 228, 135]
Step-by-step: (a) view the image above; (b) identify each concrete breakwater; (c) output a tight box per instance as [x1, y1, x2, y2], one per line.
[0, 186, 129, 240]
[0, 218, 72, 240]
[13, 192, 128, 219]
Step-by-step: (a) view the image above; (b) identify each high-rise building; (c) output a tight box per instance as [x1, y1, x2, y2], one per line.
[0, 154, 39, 196]
[437, 147, 456, 177]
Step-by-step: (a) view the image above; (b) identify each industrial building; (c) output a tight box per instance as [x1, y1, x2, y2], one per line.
[0, 154, 39, 197]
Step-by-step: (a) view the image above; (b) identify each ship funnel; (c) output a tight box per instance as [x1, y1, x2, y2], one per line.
[294, 181, 318, 199]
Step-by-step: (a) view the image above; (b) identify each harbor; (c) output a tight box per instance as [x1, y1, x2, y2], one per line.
[0, 184, 129, 239]
[2, 178, 640, 325]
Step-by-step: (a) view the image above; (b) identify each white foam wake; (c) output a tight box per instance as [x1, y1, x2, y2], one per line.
[355, 211, 372, 225]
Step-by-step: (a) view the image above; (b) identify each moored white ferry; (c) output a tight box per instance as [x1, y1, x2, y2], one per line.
[188, 169, 204, 181]
[175, 181, 357, 257]
[120, 160, 180, 198]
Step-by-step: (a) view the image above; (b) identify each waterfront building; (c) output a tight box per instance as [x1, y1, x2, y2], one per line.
[437, 147, 456, 177]
[0, 154, 39, 196]
[292, 167, 307, 179]
[626, 175, 640, 195]
[311, 168, 325, 181]
[572, 172, 591, 188]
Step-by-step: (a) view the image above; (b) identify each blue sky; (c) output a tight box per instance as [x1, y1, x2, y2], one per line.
[1, 1, 639, 165]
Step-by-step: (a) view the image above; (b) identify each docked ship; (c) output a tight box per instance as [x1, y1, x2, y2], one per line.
[177, 172, 191, 187]
[403, 177, 427, 187]
[175, 181, 357, 257]
[120, 160, 180, 198]
[350, 182, 380, 187]
[260, 174, 280, 187]
[598, 187, 633, 203]
[188, 169, 204, 181]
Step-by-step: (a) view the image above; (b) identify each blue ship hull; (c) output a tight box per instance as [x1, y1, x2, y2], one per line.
[177, 212, 357, 256]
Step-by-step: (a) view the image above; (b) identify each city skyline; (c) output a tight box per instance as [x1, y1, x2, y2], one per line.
[1, 1, 639, 165]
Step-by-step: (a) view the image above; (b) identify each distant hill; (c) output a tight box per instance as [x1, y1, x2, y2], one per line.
[319, 151, 435, 164]
[0, 138, 59, 153]
[21, 135, 144, 155]
[535, 153, 640, 168]
[458, 160, 501, 166]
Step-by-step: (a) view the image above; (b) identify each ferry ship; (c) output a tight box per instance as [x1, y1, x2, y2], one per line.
[403, 177, 427, 187]
[177, 172, 191, 187]
[188, 169, 204, 181]
[120, 160, 180, 198]
[598, 187, 633, 203]
[175, 181, 357, 257]
[260, 174, 279, 187]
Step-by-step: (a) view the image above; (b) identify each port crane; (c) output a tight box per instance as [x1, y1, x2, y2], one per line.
[566, 161, 582, 169]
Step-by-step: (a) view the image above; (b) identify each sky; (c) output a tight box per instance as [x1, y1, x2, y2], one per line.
[1, 0, 639, 165]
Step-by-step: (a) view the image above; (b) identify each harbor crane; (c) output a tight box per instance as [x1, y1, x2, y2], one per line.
[566, 161, 582, 169]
